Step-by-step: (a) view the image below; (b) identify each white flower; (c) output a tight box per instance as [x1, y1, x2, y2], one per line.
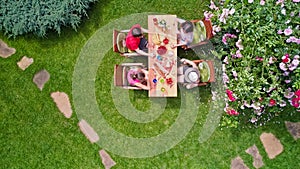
[260, 0, 265, 5]
[235, 39, 244, 50]
[229, 8, 235, 15]
[279, 62, 287, 71]
[248, 0, 254, 3]
[292, 59, 299, 66]
[294, 55, 300, 59]
[281, 8, 286, 15]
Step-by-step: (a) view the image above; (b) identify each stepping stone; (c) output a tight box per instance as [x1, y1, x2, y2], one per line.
[99, 149, 116, 169]
[231, 156, 249, 169]
[78, 119, 99, 143]
[260, 132, 284, 159]
[50, 91, 72, 118]
[17, 56, 34, 70]
[33, 69, 50, 90]
[0, 39, 16, 58]
[245, 144, 264, 169]
[285, 121, 300, 140]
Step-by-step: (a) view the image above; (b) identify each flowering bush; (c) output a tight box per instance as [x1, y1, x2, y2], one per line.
[206, 0, 300, 127]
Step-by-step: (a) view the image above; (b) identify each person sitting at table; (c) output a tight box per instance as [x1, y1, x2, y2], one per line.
[125, 24, 154, 57]
[171, 19, 194, 49]
[177, 58, 200, 89]
[127, 68, 150, 90]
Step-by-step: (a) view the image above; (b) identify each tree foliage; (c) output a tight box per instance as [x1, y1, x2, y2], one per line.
[0, 0, 97, 37]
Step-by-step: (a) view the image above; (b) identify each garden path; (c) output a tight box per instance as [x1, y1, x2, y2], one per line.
[231, 123, 300, 169]
[0, 39, 16, 58]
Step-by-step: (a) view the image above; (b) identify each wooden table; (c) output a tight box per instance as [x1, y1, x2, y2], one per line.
[148, 15, 177, 97]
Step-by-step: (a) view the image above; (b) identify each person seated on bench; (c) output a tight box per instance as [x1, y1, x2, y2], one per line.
[125, 24, 154, 57]
[127, 68, 149, 90]
[177, 58, 200, 89]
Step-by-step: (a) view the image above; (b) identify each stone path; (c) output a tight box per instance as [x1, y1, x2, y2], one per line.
[245, 145, 264, 169]
[78, 119, 99, 143]
[285, 121, 300, 140]
[231, 120, 300, 169]
[99, 149, 116, 169]
[33, 69, 50, 91]
[260, 132, 284, 159]
[0, 39, 16, 58]
[17, 56, 34, 70]
[231, 156, 249, 169]
[51, 91, 73, 118]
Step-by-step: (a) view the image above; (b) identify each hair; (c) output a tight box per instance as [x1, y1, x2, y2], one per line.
[131, 71, 147, 85]
[181, 21, 194, 33]
[131, 71, 145, 80]
[132, 27, 142, 37]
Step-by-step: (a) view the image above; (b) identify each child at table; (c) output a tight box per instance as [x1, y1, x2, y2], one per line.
[127, 68, 149, 90]
[177, 58, 200, 89]
[125, 24, 155, 57]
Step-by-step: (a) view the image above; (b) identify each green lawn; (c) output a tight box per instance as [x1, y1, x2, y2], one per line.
[1, 0, 299, 168]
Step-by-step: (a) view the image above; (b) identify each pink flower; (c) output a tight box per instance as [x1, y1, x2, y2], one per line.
[232, 70, 238, 78]
[212, 25, 221, 35]
[279, 100, 287, 107]
[292, 97, 300, 108]
[209, 0, 219, 10]
[204, 11, 214, 20]
[283, 71, 289, 76]
[256, 57, 263, 62]
[284, 88, 294, 99]
[285, 79, 291, 83]
[226, 89, 236, 102]
[284, 28, 293, 36]
[293, 0, 300, 2]
[269, 99, 276, 106]
[236, 50, 243, 58]
[295, 90, 300, 97]
[236, 39, 244, 50]
[260, 0, 265, 5]
[277, 30, 283, 34]
[222, 33, 237, 45]
[282, 54, 290, 63]
[279, 63, 287, 71]
[225, 107, 239, 116]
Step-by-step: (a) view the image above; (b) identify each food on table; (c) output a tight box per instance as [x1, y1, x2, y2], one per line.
[157, 46, 167, 55]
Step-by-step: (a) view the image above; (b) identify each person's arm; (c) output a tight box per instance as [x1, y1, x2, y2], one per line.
[135, 48, 155, 57]
[134, 82, 150, 90]
[180, 58, 197, 68]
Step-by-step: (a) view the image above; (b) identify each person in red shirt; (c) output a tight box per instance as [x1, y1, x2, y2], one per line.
[125, 24, 154, 57]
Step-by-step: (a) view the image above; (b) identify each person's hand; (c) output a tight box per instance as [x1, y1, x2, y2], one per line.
[149, 53, 156, 58]
[180, 58, 187, 64]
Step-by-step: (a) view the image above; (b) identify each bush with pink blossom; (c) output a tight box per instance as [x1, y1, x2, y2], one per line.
[207, 0, 299, 127]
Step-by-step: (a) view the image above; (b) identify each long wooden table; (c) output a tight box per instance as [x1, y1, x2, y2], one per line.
[148, 15, 177, 97]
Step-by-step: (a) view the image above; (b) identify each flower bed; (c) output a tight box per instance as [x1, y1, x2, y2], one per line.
[206, 0, 300, 127]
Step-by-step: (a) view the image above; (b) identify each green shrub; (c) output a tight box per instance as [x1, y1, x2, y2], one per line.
[0, 0, 97, 37]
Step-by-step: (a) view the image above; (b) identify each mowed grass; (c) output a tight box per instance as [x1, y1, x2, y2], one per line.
[1, 0, 300, 168]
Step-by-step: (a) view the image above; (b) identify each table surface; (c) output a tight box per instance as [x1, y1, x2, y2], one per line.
[148, 15, 177, 97]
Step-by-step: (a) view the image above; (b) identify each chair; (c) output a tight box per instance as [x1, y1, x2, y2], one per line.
[192, 60, 215, 86]
[114, 63, 146, 89]
[178, 18, 213, 49]
[113, 29, 140, 57]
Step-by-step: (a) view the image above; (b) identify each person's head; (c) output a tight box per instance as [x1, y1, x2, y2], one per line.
[181, 21, 194, 33]
[188, 71, 199, 82]
[131, 71, 145, 81]
[132, 27, 142, 37]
